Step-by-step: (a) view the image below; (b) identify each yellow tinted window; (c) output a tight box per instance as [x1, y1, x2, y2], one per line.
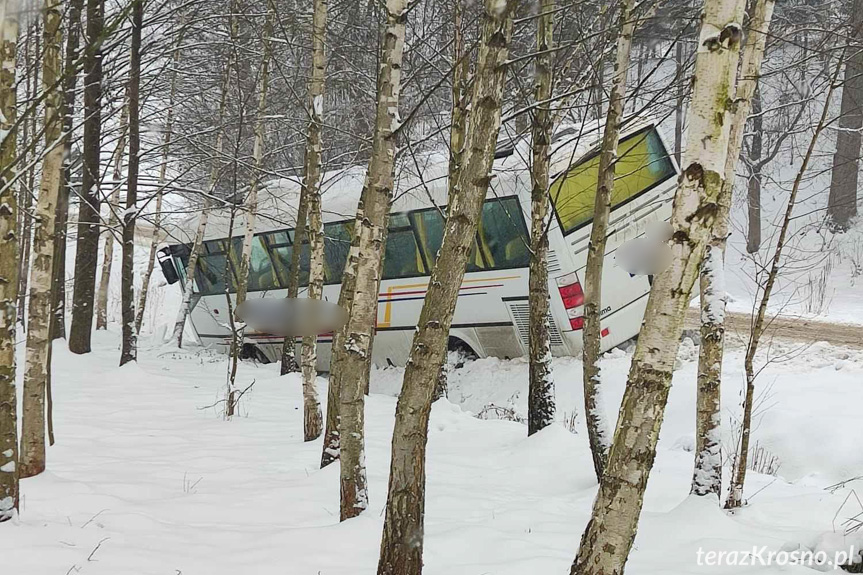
[550, 128, 675, 235]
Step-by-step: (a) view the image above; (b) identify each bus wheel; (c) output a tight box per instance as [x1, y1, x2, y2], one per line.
[447, 337, 477, 370]
[240, 343, 271, 364]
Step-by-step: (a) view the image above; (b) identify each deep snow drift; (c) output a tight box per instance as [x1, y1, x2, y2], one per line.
[3, 329, 862, 574]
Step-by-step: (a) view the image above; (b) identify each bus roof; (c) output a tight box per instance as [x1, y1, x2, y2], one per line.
[168, 117, 659, 245]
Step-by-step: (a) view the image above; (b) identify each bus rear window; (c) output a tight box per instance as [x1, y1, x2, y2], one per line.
[549, 127, 675, 236]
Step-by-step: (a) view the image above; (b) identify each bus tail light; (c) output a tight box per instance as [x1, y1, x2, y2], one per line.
[556, 273, 585, 330]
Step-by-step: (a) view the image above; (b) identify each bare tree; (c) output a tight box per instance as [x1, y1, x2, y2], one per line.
[236, 0, 275, 307]
[69, 0, 105, 354]
[120, 0, 144, 367]
[692, 0, 775, 499]
[135, 26, 182, 337]
[376, 1, 517, 573]
[338, 0, 410, 521]
[168, 60, 232, 348]
[21, 0, 65, 478]
[300, 0, 327, 442]
[570, 0, 746, 571]
[527, 0, 556, 436]
[96, 103, 128, 331]
[726, 56, 840, 510]
[0, 0, 20, 523]
[52, 0, 85, 342]
[827, 0, 863, 230]
[581, 0, 639, 479]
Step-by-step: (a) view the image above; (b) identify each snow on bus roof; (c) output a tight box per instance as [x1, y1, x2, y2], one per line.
[171, 118, 658, 244]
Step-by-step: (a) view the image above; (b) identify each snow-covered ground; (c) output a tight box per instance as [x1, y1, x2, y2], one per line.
[3, 329, 862, 574]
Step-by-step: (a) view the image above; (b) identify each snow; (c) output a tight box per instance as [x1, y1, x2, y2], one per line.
[3, 326, 862, 573]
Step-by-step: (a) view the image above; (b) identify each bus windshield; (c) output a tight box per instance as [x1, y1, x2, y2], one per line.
[549, 127, 676, 236]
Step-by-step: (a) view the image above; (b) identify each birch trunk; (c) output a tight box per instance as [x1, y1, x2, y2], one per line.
[581, 0, 638, 479]
[693, 0, 775, 499]
[338, 0, 409, 522]
[52, 0, 84, 341]
[236, 2, 274, 308]
[169, 63, 232, 348]
[376, 2, 515, 572]
[21, 0, 64, 478]
[300, 0, 327, 443]
[725, 59, 838, 511]
[119, 0, 143, 367]
[135, 40, 180, 336]
[279, 189, 307, 374]
[69, 0, 104, 355]
[827, 0, 863, 231]
[571, 0, 745, 571]
[16, 24, 35, 329]
[319, 213, 358, 467]
[0, 1, 20, 522]
[527, 0, 555, 436]
[96, 105, 128, 331]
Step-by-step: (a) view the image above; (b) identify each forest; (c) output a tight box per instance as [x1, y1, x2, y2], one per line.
[1, 0, 863, 573]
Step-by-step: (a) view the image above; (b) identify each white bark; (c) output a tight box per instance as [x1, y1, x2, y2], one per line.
[693, 0, 776, 499]
[21, 1, 64, 478]
[0, 0, 20, 521]
[301, 0, 327, 443]
[571, 0, 746, 572]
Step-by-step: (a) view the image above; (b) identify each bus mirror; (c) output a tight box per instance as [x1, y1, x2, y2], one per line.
[157, 248, 180, 284]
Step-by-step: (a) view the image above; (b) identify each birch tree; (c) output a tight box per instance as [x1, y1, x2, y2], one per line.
[96, 104, 128, 331]
[0, 0, 20, 522]
[69, 0, 105, 355]
[726, 57, 840, 510]
[52, 0, 84, 341]
[168, 62, 232, 348]
[692, 0, 775, 499]
[136, 34, 181, 336]
[300, 0, 327, 443]
[236, 0, 274, 308]
[377, 1, 517, 572]
[581, 0, 639, 477]
[119, 0, 143, 367]
[20, 0, 65, 478]
[527, 0, 556, 436]
[570, 0, 746, 571]
[338, 0, 409, 521]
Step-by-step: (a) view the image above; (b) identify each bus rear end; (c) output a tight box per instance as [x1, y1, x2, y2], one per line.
[545, 124, 679, 353]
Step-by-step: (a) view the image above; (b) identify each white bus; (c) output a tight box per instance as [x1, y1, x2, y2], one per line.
[158, 119, 679, 368]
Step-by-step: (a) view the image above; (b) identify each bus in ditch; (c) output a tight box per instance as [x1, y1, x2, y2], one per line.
[158, 119, 679, 368]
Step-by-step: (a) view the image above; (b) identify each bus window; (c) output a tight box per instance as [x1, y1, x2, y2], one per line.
[324, 222, 353, 283]
[549, 127, 676, 236]
[410, 208, 484, 273]
[477, 197, 530, 269]
[197, 240, 237, 295]
[247, 236, 280, 291]
[383, 228, 425, 279]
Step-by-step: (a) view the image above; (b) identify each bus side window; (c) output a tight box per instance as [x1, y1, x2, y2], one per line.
[324, 222, 353, 283]
[410, 208, 484, 273]
[247, 236, 280, 291]
[197, 240, 237, 295]
[476, 197, 530, 269]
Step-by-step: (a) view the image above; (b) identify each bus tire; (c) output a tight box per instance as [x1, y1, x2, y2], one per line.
[447, 337, 478, 369]
[240, 343, 271, 364]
